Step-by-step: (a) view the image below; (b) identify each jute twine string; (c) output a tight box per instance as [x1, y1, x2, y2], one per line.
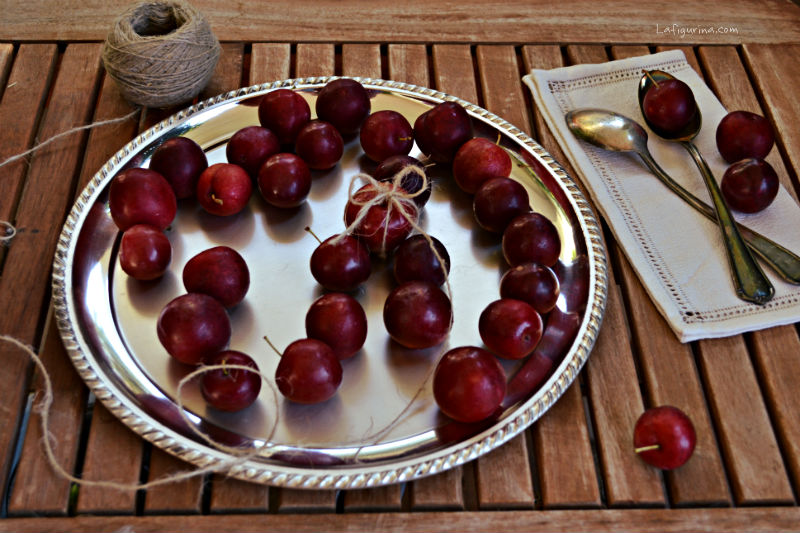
[102, 0, 220, 108]
[0, 108, 141, 247]
[1, 334, 281, 490]
[336, 167, 454, 303]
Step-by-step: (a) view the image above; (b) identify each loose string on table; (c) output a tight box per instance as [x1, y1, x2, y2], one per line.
[0, 334, 280, 491]
[0, 108, 141, 247]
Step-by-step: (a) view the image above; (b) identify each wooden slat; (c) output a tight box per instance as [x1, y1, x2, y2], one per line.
[742, 44, 800, 198]
[600, 45, 732, 507]
[0, 44, 14, 102]
[7, 312, 88, 515]
[0, 43, 58, 498]
[431, 45, 479, 104]
[249, 43, 291, 85]
[209, 476, 269, 513]
[5, 506, 800, 533]
[696, 335, 794, 505]
[749, 326, 800, 494]
[0, 43, 101, 510]
[0, 44, 57, 225]
[342, 44, 382, 79]
[387, 45, 429, 87]
[408, 468, 464, 511]
[521, 44, 603, 510]
[342, 485, 404, 512]
[76, 403, 142, 514]
[296, 43, 335, 79]
[5, 1, 800, 45]
[142, 42, 245, 515]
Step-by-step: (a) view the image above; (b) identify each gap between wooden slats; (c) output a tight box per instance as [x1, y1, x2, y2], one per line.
[561, 45, 665, 508]
[521, 44, 604, 510]
[0, 43, 59, 504]
[3, 43, 103, 516]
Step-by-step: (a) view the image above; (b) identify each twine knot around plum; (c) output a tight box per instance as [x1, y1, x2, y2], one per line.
[101, 0, 221, 108]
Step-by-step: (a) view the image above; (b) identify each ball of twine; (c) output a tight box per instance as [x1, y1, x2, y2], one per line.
[102, 0, 221, 108]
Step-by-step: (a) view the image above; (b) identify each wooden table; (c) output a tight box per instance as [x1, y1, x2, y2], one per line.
[1, 1, 799, 531]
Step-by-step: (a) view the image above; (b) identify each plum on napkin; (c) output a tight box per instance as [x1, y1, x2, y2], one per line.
[523, 50, 800, 342]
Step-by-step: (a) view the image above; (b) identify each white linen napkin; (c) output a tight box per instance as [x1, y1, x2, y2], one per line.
[523, 49, 800, 342]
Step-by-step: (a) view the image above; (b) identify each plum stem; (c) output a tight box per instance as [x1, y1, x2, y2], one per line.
[211, 193, 224, 205]
[304, 226, 322, 244]
[642, 69, 660, 89]
[262, 335, 283, 357]
[634, 444, 661, 454]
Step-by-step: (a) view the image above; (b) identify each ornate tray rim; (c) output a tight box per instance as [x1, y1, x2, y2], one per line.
[51, 76, 608, 489]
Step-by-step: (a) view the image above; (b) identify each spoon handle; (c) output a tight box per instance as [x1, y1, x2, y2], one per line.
[637, 152, 800, 285]
[681, 141, 774, 304]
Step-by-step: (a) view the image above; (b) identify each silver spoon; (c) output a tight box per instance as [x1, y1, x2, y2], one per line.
[636, 70, 773, 305]
[565, 108, 800, 288]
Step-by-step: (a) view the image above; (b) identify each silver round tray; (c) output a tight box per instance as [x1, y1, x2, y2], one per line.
[52, 77, 607, 489]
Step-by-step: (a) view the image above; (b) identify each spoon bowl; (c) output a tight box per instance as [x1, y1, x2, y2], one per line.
[638, 70, 702, 141]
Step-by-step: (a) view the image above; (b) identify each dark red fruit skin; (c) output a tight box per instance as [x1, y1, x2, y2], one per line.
[720, 158, 779, 214]
[182, 246, 250, 308]
[499, 263, 560, 314]
[393, 234, 451, 286]
[383, 281, 453, 349]
[642, 78, 697, 136]
[201, 350, 262, 412]
[502, 212, 561, 267]
[716, 110, 775, 164]
[275, 339, 342, 404]
[257, 89, 311, 145]
[196, 163, 253, 216]
[359, 110, 414, 162]
[257, 153, 312, 208]
[413, 101, 472, 163]
[315, 78, 371, 136]
[295, 120, 344, 170]
[634, 405, 697, 470]
[149, 137, 208, 199]
[473, 177, 531, 233]
[344, 183, 417, 255]
[433, 346, 506, 423]
[225, 125, 280, 178]
[479, 298, 543, 360]
[452, 138, 512, 193]
[374, 155, 431, 207]
[119, 224, 172, 280]
[310, 234, 371, 291]
[157, 293, 231, 365]
[305, 293, 368, 359]
[502, 307, 581, 409]
[109, 168, 177, 231]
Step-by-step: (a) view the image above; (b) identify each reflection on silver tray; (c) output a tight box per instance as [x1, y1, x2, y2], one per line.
[52, 77, 608, 489]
